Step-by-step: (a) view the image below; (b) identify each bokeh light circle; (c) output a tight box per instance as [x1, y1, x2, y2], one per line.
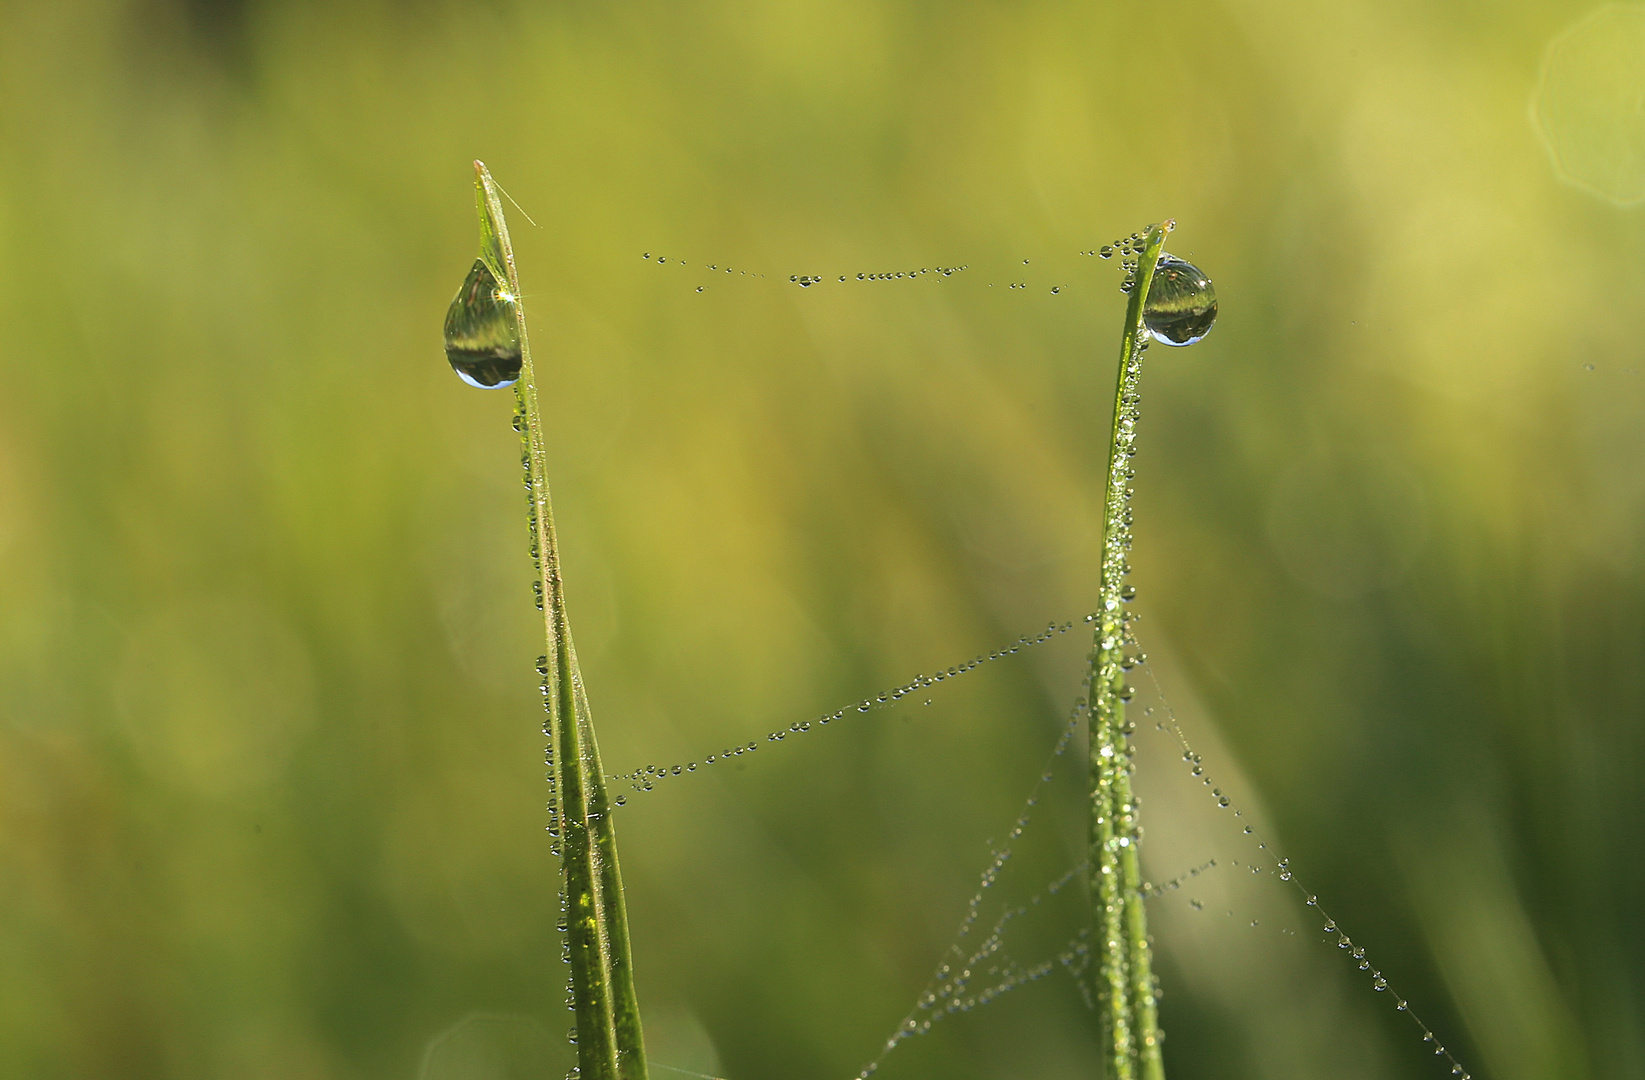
[1534, 4, 1645, 205]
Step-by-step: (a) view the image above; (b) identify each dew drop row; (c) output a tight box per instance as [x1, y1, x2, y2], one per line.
[640, 250, 972, 288]
[855, 689, 1092, 1080]
[1140, 858, 1218, 900]
[859, 928, 1092, 1076]
[1135, 648, 1474, 1080]
[641, 251, 766, 278]
[793, 266, 970, 287]
[605, 615, 1095, 801]
[859, 847, 1230, 1080]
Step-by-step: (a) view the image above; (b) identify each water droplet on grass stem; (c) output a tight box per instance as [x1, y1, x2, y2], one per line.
[444, 259, 523, 388]
[1143, 255, 1217, 347]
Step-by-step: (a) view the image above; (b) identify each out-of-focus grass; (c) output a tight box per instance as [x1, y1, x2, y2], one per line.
[0, 1, 1641, 1078]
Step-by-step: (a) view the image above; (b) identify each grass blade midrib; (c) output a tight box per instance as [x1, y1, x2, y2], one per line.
[1090, 221, 1170, 1080]
[472, 160, 649, 1080]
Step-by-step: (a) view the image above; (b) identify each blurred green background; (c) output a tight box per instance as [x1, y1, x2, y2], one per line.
[2, 0, 1642, 1077]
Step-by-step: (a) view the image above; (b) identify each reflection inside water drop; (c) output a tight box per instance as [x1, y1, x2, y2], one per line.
[444, 259, 523, 388]
[1143, 254, 1217, 347]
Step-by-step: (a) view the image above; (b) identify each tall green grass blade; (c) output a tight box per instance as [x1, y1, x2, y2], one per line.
[460, 160, 649, 1080]
[1089, 221, 1171, 1080]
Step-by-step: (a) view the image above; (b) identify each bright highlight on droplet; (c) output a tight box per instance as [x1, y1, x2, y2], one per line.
[1142, 254, 1217, 346]
[443, 259, 523, 388]
[1534, 4, 1645, 205]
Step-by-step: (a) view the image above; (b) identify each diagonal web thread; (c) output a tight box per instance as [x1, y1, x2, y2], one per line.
[1134, 637, 1474, 1080]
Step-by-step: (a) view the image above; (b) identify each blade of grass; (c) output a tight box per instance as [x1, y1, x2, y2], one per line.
[470, 160, 649, 1080]
[1089, 221, 1171, 1080]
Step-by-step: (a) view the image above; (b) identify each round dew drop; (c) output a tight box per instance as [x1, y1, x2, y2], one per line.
[1142, 255, 1217, 347]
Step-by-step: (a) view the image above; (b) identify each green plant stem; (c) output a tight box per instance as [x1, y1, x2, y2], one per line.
[1088, 221, 1170, 1080]
[472, 161, 649, 1080]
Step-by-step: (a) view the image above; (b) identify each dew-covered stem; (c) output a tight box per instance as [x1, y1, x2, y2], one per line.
[467, 161, 649, 1080]
[1089, 221, 1171, 1080]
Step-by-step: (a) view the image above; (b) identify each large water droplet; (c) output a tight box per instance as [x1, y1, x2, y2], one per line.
[1143, 254, 1217, 346]
[444, 259, 523, 388]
